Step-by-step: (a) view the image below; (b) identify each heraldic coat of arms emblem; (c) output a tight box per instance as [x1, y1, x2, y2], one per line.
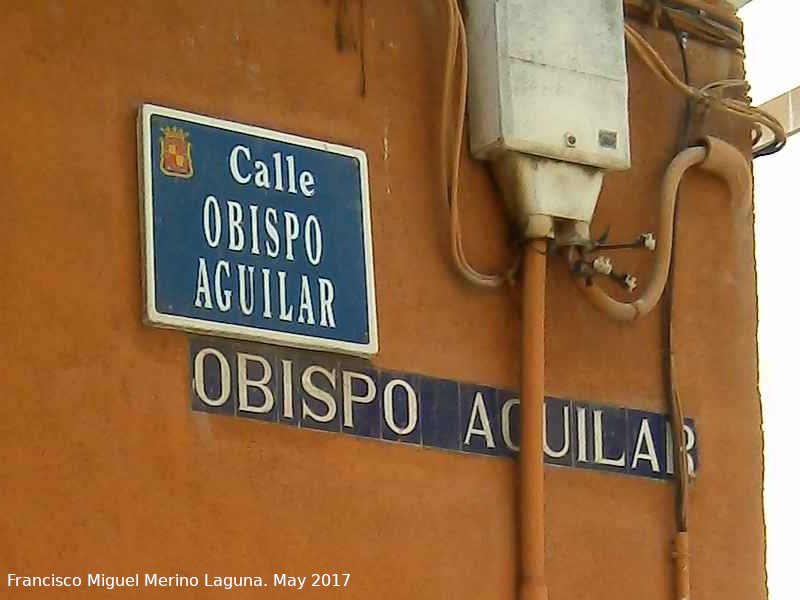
[159, 126, 193, 178]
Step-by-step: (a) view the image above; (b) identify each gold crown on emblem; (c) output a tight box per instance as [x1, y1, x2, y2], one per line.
[161, 126, 189, 141]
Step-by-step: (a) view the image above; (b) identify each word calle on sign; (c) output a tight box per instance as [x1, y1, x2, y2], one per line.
[191, 338, 698, 480]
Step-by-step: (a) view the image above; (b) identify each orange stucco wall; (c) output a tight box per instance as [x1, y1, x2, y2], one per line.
[0, 2, 764, 599]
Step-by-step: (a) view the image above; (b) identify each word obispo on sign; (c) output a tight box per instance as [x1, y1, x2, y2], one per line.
[138, 104, 378, 356]
[191, 338, 698, 481]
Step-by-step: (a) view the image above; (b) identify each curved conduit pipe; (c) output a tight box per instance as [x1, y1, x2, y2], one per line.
[566, 136, 753, 322]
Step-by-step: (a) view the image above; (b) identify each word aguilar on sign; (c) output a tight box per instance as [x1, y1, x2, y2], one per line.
[190, 338, 698, 480]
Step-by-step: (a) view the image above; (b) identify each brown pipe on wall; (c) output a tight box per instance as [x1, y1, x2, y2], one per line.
[674, 531, 691, 600]
[567, 136, 751, 322]
[520, 240, 548, 600]
[701, 135, 753, 203]
[566, 146, 706, 321]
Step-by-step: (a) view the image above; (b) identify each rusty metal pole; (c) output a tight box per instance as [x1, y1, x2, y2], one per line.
[519, 239, 548, 600]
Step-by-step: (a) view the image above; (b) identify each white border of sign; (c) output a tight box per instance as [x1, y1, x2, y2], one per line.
[137, 103, 379, 356]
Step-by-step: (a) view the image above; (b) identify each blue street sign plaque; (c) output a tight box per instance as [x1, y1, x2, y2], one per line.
[138, 104, 378, 355]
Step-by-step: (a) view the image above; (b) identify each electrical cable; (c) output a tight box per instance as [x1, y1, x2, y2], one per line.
[624, 0, 744, 50]
[663, 22, 693, 538]
[624, 22, 786, 159]
[661, 26, 696, 600]
[626, 1, 784, 158]
[442, 0, 519, 288]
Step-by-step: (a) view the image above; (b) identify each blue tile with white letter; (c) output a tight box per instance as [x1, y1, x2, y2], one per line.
[459, 384, 500, 456]
[296, 355, 341, 433]
[495, 390, 520, 458]
[572, 402, 628, 474]
[380, 372, 421, 445]
[233, 345, 279, 422]
[341, 367, 381, 439]
[543, 397, 572, 467]
[190, 338, 235, 415]
[627, 410, 668, 479]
